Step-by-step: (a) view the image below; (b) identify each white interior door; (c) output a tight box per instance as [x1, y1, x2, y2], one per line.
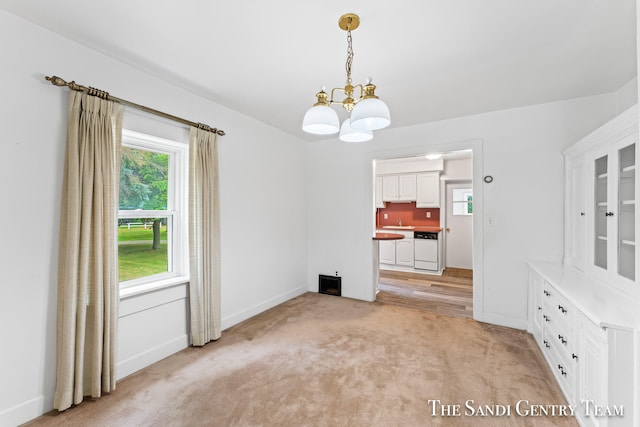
[445, 181, 473, 269]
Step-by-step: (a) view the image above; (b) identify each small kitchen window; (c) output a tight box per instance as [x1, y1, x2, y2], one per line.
[452, 188, 473, 215]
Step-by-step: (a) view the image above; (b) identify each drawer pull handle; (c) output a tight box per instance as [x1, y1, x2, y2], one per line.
[543, 290, 550, 297]
[557, 364, 567, 377]
[543, 340, 550, 349]
[538, 306, 542, 311]
[557, 305, 567, 314]
[558, 334, 567, 345]
[572, 353, 578, 361]
[543, 315, 550, 323]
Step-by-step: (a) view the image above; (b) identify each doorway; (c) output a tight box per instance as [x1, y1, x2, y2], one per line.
[374, 150, 475, 318]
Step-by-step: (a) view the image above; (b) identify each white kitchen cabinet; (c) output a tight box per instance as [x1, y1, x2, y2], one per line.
[395, 239, 414, 267]
[378, 230, 414, 267]
[416, 172, 440, 208]
[381, 174, 417, 202]
[375, 176, 385, 208]
[528, 262, 638, 427]
[382, 175, 399, 201]
[398, 174, 417, 201]
[379, 239, 396, 264]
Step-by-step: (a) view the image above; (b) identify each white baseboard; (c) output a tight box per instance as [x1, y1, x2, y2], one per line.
[221, 286, 307, 330]
[116, 334, 189, 381]
[477, 312, 528, 331]
[0, 395, 45, 427]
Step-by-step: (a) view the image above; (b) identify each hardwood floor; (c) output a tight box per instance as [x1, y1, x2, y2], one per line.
[376, 268, 473, 318]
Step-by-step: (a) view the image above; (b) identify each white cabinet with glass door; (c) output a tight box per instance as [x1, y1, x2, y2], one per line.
[564, 104, 639, 299]
[586, 133, 638, 296]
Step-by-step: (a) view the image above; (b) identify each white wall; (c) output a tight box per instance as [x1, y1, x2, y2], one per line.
[307, 90, 635, 327]
[442, 158, 473, 181]
[0, 11, 308, 426]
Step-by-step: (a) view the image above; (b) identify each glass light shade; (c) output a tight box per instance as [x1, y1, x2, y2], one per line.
[339, 118, 373, 142]
[350, 98, 391, 131]
[302, 105, 340, 135]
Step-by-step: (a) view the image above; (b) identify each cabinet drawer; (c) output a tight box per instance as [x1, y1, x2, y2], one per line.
[542, 282, 573, 332]
[546, 319, 575, 366]
[542, 328, 575, 397]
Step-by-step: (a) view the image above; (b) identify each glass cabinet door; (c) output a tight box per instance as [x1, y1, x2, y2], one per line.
[617, 143, 635, 280]
[594, 154, 608, 270]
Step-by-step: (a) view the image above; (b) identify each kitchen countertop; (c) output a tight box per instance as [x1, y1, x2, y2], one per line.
[373, 233, 405, 241]
[377, 226, 443, 232]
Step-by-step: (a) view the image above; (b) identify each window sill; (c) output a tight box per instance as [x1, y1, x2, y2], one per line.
[119, 275, 189, 300]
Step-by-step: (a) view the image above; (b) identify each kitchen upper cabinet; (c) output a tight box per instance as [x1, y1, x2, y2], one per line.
[375, 176, 385, 208]
[416, 172, 440, 208]
[382, 175, 399, 201]
[382, 174, 416, 202]
[398, 174, 417, 201]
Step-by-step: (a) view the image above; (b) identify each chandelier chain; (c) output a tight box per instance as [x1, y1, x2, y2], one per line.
[345, 30, 353, 86]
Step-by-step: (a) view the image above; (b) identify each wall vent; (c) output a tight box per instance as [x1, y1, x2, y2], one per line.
[319, 274, 341, 296]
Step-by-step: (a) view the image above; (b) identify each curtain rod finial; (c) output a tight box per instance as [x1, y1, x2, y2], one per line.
[46, 75, 68, 87]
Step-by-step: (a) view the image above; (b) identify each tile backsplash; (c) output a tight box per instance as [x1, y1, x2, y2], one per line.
[376, 202, 440, 228]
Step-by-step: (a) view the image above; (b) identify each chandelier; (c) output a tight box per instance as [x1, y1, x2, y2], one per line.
[302, 13, 390, 142]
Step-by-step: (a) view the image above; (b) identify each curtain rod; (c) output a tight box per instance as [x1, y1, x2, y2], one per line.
[45, 75, 225, 136]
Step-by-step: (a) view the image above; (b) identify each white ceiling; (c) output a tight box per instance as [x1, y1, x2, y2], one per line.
[1, 0, 637, 141]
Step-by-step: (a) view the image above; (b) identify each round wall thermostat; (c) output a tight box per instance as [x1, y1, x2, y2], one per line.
[483, 175, 494, 183]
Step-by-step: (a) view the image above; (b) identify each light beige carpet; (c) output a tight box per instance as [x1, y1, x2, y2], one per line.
[24, 292, 576, 426]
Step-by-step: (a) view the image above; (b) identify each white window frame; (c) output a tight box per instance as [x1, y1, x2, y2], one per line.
[452, 188, 473, 216]
[118, 129, 189, 297]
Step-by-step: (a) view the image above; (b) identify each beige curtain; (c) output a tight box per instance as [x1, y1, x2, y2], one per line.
[54, 91, 123, 411]
[189, 127, 221, 346]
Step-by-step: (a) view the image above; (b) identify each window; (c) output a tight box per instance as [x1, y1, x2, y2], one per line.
[452, 188, 473, 215]
[118, 130, 188, 290]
